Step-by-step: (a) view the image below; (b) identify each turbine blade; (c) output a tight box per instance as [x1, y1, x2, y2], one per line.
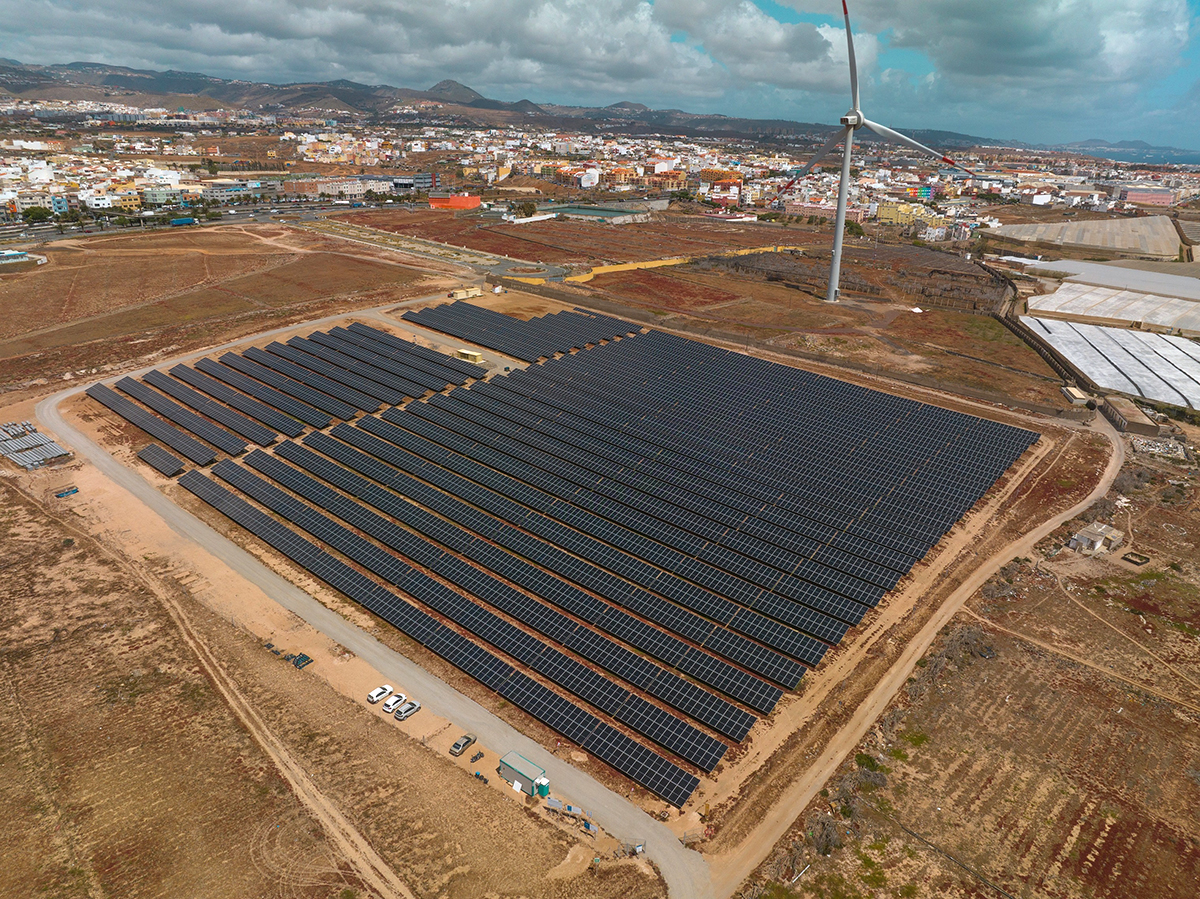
[797, 126, 852, 177]
[843, 1, 859, 111]
[860, 118, 977, 175]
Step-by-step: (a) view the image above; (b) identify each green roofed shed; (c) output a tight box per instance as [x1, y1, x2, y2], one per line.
[498, 751, 545, 796]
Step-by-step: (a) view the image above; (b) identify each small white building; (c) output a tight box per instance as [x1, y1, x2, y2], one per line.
[1068, 522, 1124, 554]
[1061, 386, 1089, 406]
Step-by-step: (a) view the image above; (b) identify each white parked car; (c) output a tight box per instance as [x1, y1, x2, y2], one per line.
[393, 700, 421, 721]
[381, 694, 408, 714]
[367, 685, 393, 704]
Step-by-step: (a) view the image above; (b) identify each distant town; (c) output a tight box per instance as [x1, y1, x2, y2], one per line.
[1, 95, 1198, 246]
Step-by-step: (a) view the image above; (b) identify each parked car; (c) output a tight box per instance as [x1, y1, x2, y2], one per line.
[367, 685, 393, 704]
[381, 694, 407, 714]
[449, 733, 477, 757]
[393, 700, 421, 721]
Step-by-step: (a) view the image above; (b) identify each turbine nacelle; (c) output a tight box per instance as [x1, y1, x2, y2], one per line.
[840, 111, 862, 127]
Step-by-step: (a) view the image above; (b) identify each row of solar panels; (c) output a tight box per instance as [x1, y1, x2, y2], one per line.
[302, 427, 787, 708]
[86, 322, 479, 477]
[403, 301, 636, 362]
[256, 441, 760, 737]
[344, 413, 809, 686]
[505, 331, 1037, 550]
[446, 380, 906, 590]
[213, 455, 727, 770]
[374, 403, 840, 660]
[178, 469, 701, 807]
[399, 393, 874, 623]
[467, 368, 934, 575]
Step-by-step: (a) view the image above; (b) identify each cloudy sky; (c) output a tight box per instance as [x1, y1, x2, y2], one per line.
[3, 0, 1199, 147]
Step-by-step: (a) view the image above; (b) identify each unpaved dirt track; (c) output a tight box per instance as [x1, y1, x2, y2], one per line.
[32, 299, 1117, 899]
[28, 499, 418, 899]
[707, 418, 1126, 899]
[36, 377, 713, 898]
[1047, 571, 1200, 693]
[962, 608, 1200, 714]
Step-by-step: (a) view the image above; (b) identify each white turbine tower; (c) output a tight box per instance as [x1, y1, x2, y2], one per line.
[798, 1, 975, 302]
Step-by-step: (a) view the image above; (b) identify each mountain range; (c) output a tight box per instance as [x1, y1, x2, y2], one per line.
[1, 60, 1196, 161]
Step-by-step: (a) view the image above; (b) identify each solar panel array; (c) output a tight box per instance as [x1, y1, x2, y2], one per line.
[214, 454, 728, 769]
[85, 384, 217, 465]
[194, 358, 333, 429]
[178, 469, 700, 807]
[403, 301, 636, 362]
[137, 443, 185, 477]
[114, 377, 248, 456]
[86, 316, 1037, 809]
[254, 441, 758, 739]
[86, 321, 475, 480]
[143, 369, 278, 445]
[333, 416, 805, 690]
[241, 346, 379, 415]
[169, 364, 307, 437]
[344, 322, 487, 379]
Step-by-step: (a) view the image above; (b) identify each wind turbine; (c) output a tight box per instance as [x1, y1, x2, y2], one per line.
[795, 1, 976, 302]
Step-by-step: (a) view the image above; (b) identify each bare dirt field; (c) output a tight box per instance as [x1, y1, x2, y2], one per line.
[736, 435, 1200, 899]
[0, 477, 371, 899]
[576, 262, 1068, 407]
[2, 434, 668, 899]
[0, 225, 441, 397]
[338, 209, 813, 265]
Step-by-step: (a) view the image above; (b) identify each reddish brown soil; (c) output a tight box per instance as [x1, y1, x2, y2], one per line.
[589, 268, 741, 310]
[0, 226, 433, 395]
[338, 209, 819, 265]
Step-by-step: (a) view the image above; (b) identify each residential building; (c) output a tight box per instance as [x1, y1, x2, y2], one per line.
[143, 186, 183, 206]
[1118, 185, 1176, 206]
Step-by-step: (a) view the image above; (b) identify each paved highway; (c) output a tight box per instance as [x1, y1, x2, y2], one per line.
[34, 307, 714, 899]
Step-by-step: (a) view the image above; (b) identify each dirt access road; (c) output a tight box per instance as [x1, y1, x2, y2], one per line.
[31, 496, 419, 899]
[707, 416, 1125, 898]
[35, 315, 712, 899]
[31, 289, 1114, 899]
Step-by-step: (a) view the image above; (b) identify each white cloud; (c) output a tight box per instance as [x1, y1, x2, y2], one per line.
[789, 1, 1190, 96]
[0, 0, 1195, 144]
